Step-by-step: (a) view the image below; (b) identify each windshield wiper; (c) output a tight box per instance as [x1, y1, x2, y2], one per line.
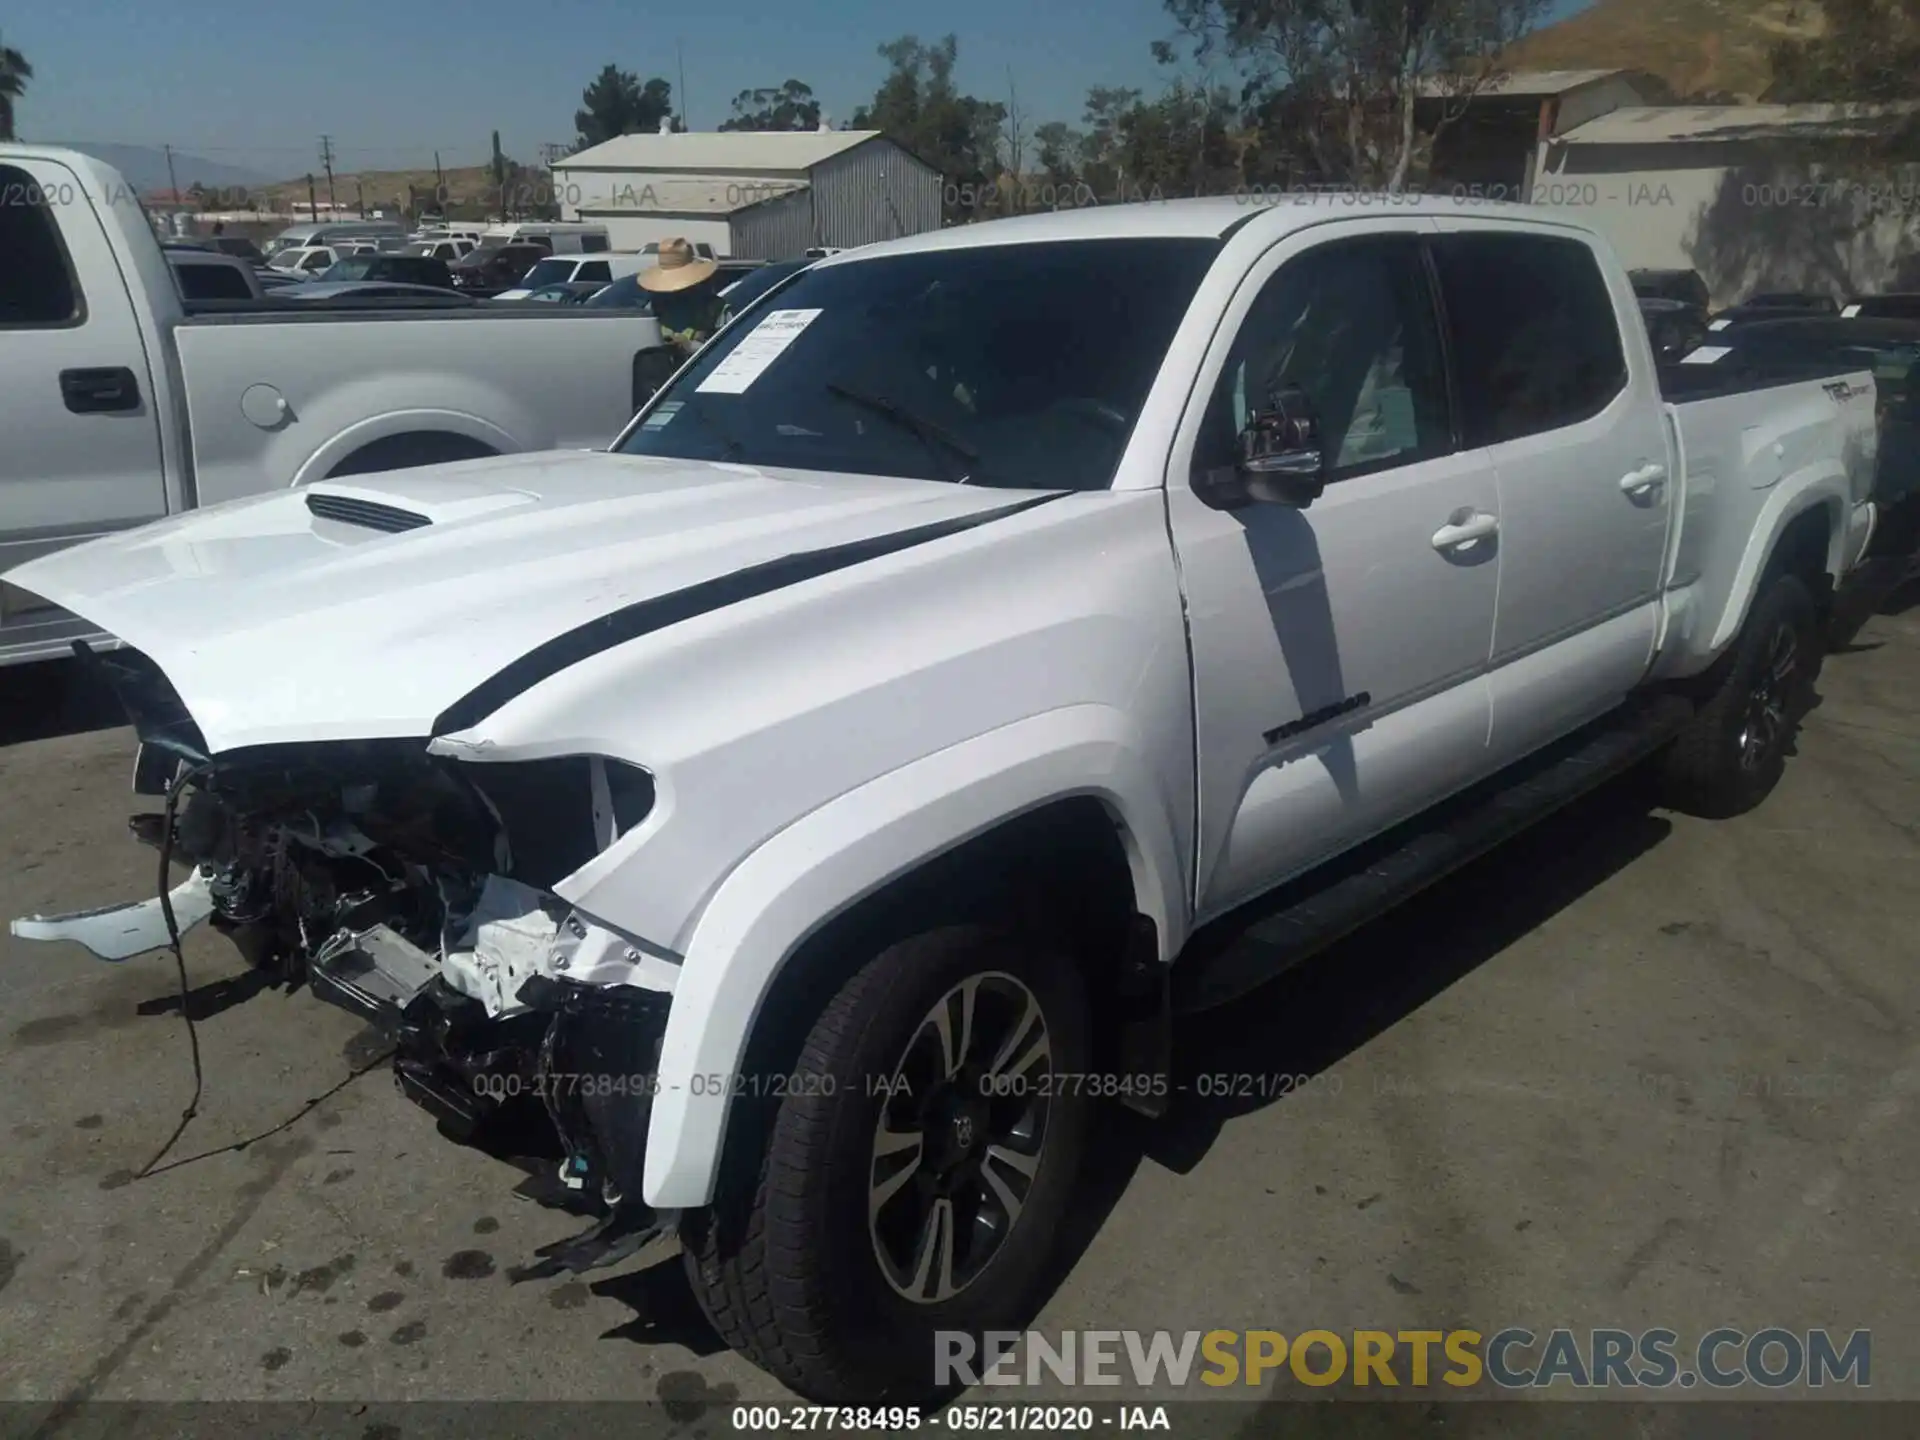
[824, 381, 979, 484]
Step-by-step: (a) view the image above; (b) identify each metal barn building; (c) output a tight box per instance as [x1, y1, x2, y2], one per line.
[1528, 102, 1920, 305]
[551, 129, 943, 258]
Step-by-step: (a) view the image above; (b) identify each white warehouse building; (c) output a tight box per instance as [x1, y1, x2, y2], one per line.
[551, 128, 945, 259]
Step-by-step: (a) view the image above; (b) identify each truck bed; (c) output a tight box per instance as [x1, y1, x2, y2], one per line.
[169, 306, 662, 508]
[1656, 364, 1878, 671]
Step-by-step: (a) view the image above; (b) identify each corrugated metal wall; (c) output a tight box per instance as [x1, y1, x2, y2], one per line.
[729, 138, 944, 258]
[728, 189, 814, 259]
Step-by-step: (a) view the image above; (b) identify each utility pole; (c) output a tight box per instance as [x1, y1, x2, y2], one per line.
[677, 38, 689, 130]
[163, 143, 181, 201]
[306, 172, 318, 221]
[356, 178, 365, 218]
[490, 130, 506, 220]
[434, 149, 445, 211]
[319, 134, 337, 215]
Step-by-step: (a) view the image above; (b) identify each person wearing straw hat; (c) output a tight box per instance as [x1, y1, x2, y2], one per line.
[640, 237, 725, 355]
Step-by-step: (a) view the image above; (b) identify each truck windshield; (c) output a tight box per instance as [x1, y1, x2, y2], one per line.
[617, 238, 1221, 491]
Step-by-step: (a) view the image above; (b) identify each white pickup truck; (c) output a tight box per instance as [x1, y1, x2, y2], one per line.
[0, 146, 671, 665]
[7, 199, 1880, 1403]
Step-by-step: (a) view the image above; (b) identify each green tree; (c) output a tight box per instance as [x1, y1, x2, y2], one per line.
[1031, 85, 1240, 200]
[1159, 0, 1550, 189]
[1032, 120, 1084, 187]
[0, 32, 32, 141]
[1767, 0, 1920, 102]
[719, 79, 822, 131]
[573, 65, 676, 149]
[851, 35, 1006, 220]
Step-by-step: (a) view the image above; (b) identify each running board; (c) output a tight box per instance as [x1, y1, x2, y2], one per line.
[1172, 693, 1694, 1015]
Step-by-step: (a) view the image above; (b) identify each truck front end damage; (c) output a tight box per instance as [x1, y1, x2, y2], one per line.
[12, 645, 677, 1273]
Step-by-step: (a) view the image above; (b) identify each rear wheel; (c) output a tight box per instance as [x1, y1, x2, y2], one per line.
[1660, 572, 1819, 817]
[682, 924, 1092, 1404]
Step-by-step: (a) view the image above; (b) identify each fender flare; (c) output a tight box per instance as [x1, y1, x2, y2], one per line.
[1706, 469, 1849, 654]
[290, 408, 521, 487]
[638, 704, 1188, 1209]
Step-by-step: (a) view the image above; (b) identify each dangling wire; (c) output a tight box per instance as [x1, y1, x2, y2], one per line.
[134, 760, 213, 1180]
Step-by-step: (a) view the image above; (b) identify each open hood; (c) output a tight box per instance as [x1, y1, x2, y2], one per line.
[5, 452, 1047, 754]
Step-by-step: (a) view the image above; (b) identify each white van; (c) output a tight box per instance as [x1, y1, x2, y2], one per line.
[265, 219, 408, 257]
[479, 221, 611, 255]
[492, 252, 650, 301]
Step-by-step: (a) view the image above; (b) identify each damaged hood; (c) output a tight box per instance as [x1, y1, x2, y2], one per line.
[6, 453, 1046, 753]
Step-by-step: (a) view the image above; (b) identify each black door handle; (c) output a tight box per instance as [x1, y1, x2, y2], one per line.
[60, 367, 142, 414]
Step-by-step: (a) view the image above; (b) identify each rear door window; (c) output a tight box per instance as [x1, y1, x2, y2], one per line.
[576, 260, 611, 283]
[0, 166, 85, 326]
[1430, 232, 1628, 446]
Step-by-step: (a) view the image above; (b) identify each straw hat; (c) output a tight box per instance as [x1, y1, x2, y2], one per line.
[639, 237, 718, 292]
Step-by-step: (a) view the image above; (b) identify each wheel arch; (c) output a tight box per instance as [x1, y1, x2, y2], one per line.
[290, 409, 518, 485]
[638, 705, 1188, 1209]
[1706, 481, 1845, 654]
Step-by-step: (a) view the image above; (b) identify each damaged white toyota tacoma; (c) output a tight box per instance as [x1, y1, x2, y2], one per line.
[8, 199, 1880, 1403]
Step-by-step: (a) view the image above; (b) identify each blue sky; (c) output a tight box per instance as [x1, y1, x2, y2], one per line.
[8, 0, 1592, 180]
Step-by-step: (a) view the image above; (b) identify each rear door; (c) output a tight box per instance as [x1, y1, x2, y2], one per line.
[1428, 222, 1673, 762]
[0, 157, 167, 654]
[1165, 221, 1503, 918]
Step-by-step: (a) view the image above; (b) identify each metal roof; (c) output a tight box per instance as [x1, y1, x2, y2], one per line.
[555, 130, 883, 173]
[1416, 68, 1643, 99]
[1557, 101, 1920, 145]
[572, 176, 808, 216]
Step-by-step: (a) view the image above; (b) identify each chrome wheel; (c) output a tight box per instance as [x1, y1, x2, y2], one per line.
[868, 972, 1051, 1305]
[1737, 621, 1799, 773]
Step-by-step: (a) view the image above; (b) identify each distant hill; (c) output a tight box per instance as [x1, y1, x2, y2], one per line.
[254, 164, 539, 221]
[1504, 0, 1827, 100]
[48, 143, 272, 196]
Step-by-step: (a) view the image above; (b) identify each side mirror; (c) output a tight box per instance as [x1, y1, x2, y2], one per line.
[1193, 384, 1328, 510]
[632, 345, 681, 411]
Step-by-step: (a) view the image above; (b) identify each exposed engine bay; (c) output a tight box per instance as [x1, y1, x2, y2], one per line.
[12, 646, 678, 1275]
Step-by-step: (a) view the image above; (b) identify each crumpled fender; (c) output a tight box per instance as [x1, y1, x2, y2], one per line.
[637, 703, 1188, 1209]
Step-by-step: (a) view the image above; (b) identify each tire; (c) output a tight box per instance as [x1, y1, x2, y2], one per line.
[1660, 572, 1819, 818]
[682, 924, 1092, 1404]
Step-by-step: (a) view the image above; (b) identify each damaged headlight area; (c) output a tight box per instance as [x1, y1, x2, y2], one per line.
[13, 648, 678, 1274]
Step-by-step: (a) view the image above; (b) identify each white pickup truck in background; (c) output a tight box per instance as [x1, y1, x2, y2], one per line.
[6, 199, 1883, 1403]
[0, 146, 677, 665]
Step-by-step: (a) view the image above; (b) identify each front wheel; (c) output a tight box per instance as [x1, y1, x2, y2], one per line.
[682, 925, 1092, 1404]
[1659, 572, 1819, 817]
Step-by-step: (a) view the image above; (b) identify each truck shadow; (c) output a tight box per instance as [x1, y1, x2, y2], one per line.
[1139, 771, 1673, 1173]
[0, 656, 127, 747]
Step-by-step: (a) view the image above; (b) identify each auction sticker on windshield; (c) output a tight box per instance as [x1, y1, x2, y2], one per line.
[697, 308, 823, 394]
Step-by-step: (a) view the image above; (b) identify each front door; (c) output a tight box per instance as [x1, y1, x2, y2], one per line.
[1164, 221, 1503, 921]
[0, 157, 167, 655]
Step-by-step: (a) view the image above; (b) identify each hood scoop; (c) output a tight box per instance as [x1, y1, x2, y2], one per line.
[305, 491, 433, 534]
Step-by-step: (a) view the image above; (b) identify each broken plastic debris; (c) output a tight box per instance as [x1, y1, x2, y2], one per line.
[11, 869, 215, 961]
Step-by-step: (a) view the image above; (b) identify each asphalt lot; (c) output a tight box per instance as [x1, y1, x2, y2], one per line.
[0, 585, 1915, 1434]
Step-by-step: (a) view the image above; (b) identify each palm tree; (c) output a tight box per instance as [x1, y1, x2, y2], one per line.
[0, 34, 32, 141]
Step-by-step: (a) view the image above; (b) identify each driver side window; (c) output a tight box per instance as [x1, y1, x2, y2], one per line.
[1195, 234, 1454, 480]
